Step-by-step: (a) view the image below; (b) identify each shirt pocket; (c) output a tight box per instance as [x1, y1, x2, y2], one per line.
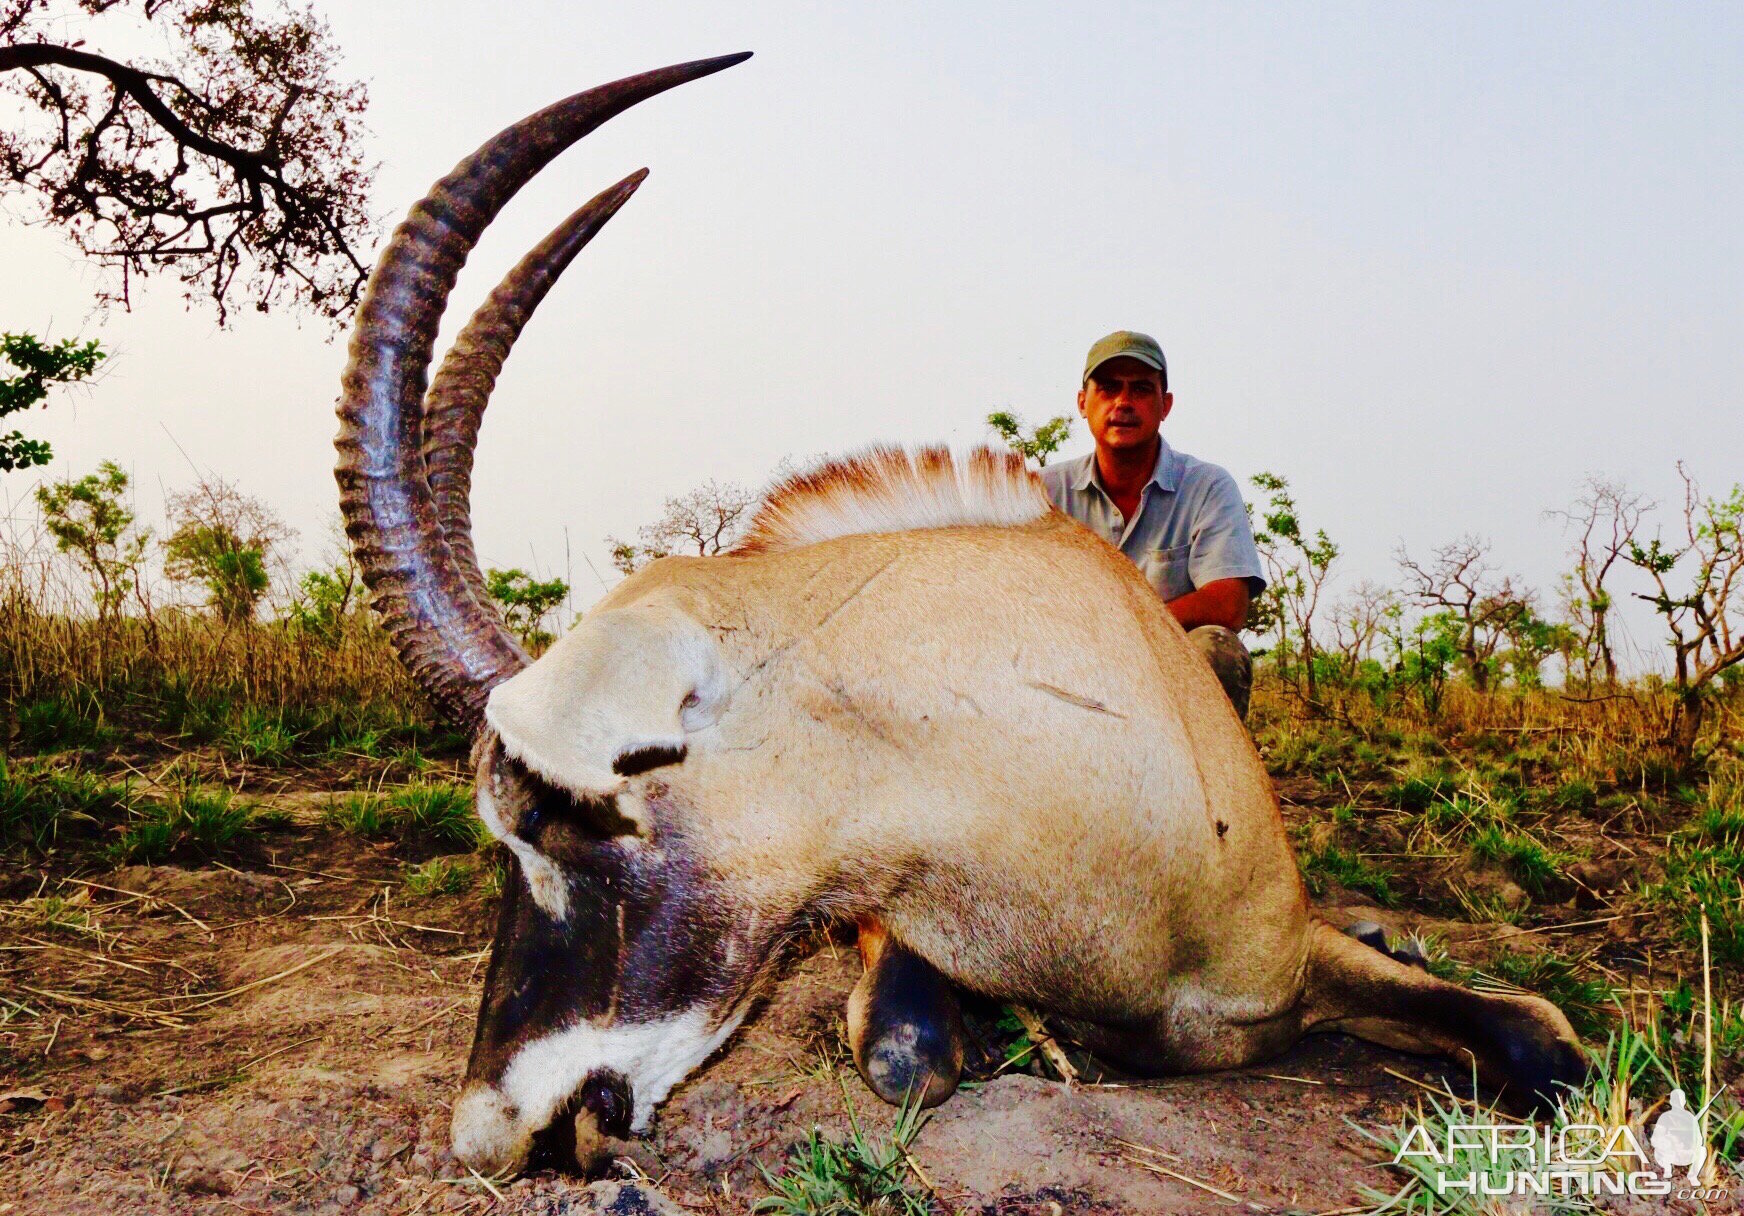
[1137, 543, 1194, 602]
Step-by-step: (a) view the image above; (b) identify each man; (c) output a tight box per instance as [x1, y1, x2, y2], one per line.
[845, 333, 1268, 1109]
[1040, 330, 1263, 718]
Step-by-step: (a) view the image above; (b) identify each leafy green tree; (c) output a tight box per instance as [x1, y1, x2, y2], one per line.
[284, 560, 361, 644]
[0, 331, 105, 471]
[162, 478, 291, 624]
[1, 0, 375, 324]
[164, 527, 267, 624]
[1497, 608, 1577, 690]
[1625, 464, 1744, 764]
[987, 410, 1072, 467]
[1383, 609, 1463, 718]
[486, 568, 569, 651]
[35, 459, 149, 622]
[1250, 471, 1339, 706]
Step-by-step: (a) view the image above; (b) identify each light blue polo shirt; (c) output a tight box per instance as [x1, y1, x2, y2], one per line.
[1040, 439, 1266, 603]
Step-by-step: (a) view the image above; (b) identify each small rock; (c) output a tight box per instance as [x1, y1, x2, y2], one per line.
[335, 1183, 361, 1205]
[1569, 859, 1625, 891]
[369, 1136, 407, 1162]
[93, 1083, 125, 1102]
[171, 1158, 233, 1196]
[586, 1180, 689, 1215]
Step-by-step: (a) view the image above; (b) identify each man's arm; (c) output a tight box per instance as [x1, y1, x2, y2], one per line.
[1166, 577, 1251, 633]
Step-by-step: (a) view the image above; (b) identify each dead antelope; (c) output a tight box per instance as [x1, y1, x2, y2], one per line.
[334, 54, 1584, 1177]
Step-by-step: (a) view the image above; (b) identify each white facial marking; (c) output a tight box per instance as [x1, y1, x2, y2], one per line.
[450, 1085, 527, 1174]
[482, 600, 728, 829]
[497, 1007, 747, 1135]
[476, 779, 570, 921]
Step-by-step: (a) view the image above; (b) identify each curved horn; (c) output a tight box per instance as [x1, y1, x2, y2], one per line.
[423, 170, 649, 617]
[336, 54, 752, 725]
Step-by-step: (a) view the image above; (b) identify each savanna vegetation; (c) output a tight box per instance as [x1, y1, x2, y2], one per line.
[1, 430, 1741, 1209]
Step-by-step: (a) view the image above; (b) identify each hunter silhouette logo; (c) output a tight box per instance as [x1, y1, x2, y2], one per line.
[1393, 1098, 1732, 1201]
[1649, 1089, 1705, 1184]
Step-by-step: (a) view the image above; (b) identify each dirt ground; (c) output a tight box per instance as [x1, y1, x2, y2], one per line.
[0, 788, 1722, 1215]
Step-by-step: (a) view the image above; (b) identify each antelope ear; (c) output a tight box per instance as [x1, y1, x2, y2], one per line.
[484, 598, 729, 825]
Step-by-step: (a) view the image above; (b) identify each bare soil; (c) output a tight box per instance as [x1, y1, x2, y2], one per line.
[0, 787, 1718, 1215]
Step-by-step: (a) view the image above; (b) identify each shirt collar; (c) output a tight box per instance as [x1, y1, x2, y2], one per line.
[1074, 437, 1181, 495]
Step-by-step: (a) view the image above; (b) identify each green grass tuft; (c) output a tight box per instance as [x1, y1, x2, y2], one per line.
[1299, 843, 1398, 907]
[1467, 824, 1569, 895]
[323, 791, 394, 837]
[387, 781, 483, 851]
[13, 694, 116, 751]
[112, 786, 262, 863]
[1648, 799, 1744, 965]
[220, 707, 299, 763]
[1389, 772, 1457, 812]
[0, 759, 131, 852]
[1483, 950, 1616, 1040]
[755, 1084, 931, 1215]
[403, 856, 475, 898]
[322, 782, 485, 852]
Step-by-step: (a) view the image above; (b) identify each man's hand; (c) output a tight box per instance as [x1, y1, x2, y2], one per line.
[1166, 578, 1251, 633]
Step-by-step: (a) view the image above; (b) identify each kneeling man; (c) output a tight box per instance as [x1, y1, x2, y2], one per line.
[1042, 330, 1262, 718]
[848, 333, 1268, 1115]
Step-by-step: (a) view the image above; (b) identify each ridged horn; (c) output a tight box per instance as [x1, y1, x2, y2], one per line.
[335, 54, 752, 726]
[423, 171, 649, 616]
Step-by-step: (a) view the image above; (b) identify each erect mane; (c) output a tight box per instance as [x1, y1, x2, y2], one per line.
[732, 445, 1052, 556]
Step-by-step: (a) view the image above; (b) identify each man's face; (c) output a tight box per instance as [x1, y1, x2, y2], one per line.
[1077, 356, 1172, 453]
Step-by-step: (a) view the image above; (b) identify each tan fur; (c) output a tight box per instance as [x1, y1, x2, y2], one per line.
[495, 498, 1307, 1030]
[474, 451, 1581, 1162]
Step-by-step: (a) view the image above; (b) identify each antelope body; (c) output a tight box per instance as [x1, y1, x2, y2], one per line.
[333, 55, 1584, 1179]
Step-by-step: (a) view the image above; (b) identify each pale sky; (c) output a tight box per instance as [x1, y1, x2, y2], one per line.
[4, 2, 1740, 666]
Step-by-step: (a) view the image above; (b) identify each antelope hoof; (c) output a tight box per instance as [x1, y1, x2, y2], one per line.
[849, 927, 964, 1108]
[1344, 919, 1428, 971]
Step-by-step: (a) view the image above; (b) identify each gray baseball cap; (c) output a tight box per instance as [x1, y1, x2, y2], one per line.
[1083, 330, 1167, 387]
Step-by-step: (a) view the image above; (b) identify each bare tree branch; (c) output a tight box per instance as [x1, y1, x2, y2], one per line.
[1, 0, 376, 325]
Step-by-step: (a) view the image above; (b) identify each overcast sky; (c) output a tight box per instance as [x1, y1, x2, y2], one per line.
[4, 2, 1740, 666]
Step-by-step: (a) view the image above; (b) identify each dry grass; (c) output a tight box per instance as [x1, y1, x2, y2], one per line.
[0, 536, 446, 775]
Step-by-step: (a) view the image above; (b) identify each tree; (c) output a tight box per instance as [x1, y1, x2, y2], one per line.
[1394, 536, 1534, 693]
[1383, 609, 1463, 718]
[162, 476, 291, 623]
[1329, 581, 1398, 670]
[1547, 475, 1649, 688]
[35, 458, 149, 622]
[607, 478, 758, 576]
[284, 559, 359, 643]
[1625, 464, 1744, 764]
[1, 0, 375, 324]
[1496, 606, 1576, 690]
[1250, 471, 1338, 706]
[1, 331, 105, 471]
[485, 568, 568, 651]
[987, 410, 1073, 467]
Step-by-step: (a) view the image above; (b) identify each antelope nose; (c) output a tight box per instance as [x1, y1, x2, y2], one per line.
[579, 1070, 632, 1139]
[450, 1084, 531, 1177]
